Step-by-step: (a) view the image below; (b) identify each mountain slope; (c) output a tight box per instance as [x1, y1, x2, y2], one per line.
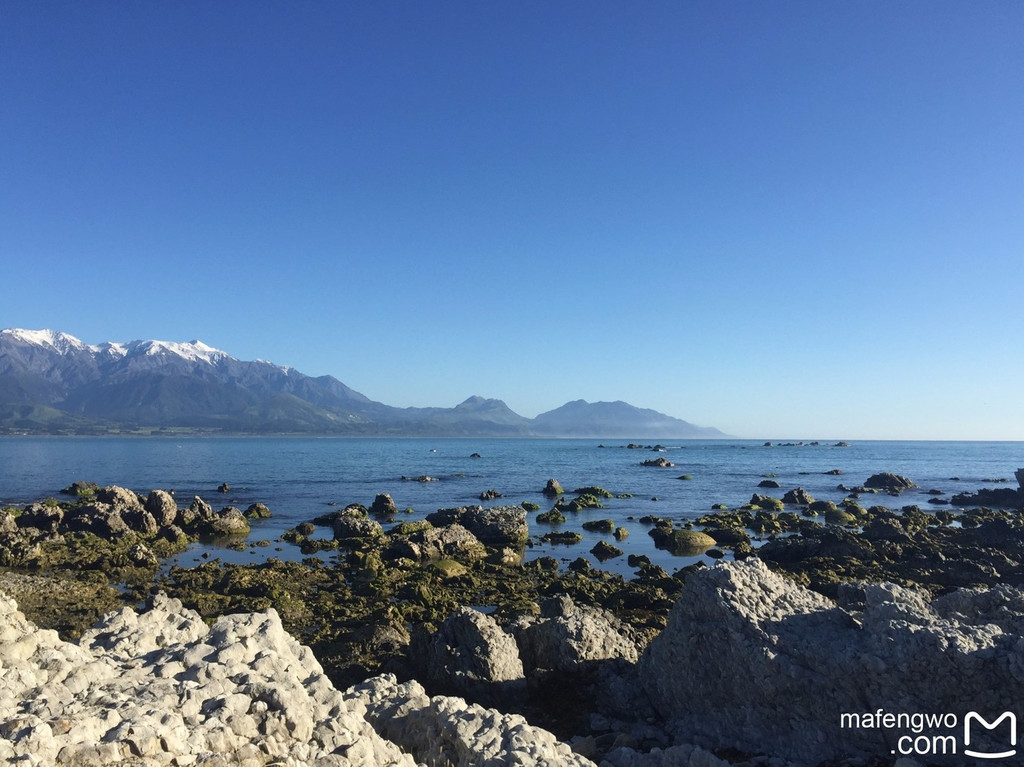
[532, 400, 728, 439]
[0, 329, 727, 437]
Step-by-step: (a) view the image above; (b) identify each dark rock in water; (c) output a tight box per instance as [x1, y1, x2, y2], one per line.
[204, 507, 250, 536]
[217, 482, 231, 494]
[386, 524, 486, 561]
[244, 502, 272, 519]
[951, 487, 1022, 508]
[333, 508, 383, 540]
[648, 527, 716, 555]
[539, 531, 582, 545]
[369, 493, 398, 517]
[536, 509, 567, 524]
[181, 497, 215, 527]
[60, 481, 99, 497]
[640, 457, 674, 468]
[426, 506, 528, 547]
[470, 452, 482, 458]
[581, 519, 615, 533]
[781, 487, 814, 505]
[479, 489, 502, 501]
[757, 479, 781, 488]
[568, 557, 590, 572]
[541, 479, 564, 497]
[863, 472, 916, 492]
[590, 540, 623, 560]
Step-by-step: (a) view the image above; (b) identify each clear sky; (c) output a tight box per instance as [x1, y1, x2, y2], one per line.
[2, 2, 1023, 440]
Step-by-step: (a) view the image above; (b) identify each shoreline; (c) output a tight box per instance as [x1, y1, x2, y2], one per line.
[2, 469, 1023, 765]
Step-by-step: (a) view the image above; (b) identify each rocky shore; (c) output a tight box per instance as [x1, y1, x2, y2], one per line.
[2, 470, 1024, 765]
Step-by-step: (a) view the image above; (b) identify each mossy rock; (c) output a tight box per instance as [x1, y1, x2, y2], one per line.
[581, 519, 615, 533]
[572, 486, 613, 498]
[591, 540, 623, 561]
[824, 508, 859, 526]
[389, 520, 433, 536]
[521, 502, 541, 512]
[537, 509, 567, 524]
[540, 531, 583, 544]
[430, 559, 468, 579]
[542, 479, 564, 497]
[649, 528, 717, 555]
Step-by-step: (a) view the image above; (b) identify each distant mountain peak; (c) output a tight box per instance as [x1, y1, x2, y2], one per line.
[127, 339, 232, 365]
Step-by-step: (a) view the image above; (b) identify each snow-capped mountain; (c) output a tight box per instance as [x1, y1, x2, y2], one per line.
[0, 328, 726, 437]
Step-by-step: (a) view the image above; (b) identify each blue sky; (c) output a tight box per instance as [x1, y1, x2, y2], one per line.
[2, 2, 1023, 440]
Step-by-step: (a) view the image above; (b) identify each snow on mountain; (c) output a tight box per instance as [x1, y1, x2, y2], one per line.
[1, 329, 232, 366]
[1, 328, 88, 354]
[123, 339, 233, 365]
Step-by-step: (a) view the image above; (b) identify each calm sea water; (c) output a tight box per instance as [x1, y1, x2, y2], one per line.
[1, 437, 1021, 576]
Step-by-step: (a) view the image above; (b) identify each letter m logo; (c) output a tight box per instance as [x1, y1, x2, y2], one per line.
[965, 712, 1017, 759]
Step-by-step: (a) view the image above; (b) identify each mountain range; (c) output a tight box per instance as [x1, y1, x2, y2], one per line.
[0, 329, 728, 438]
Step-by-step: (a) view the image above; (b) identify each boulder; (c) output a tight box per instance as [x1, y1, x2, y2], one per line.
[144, 490, 179, 527]
[648, 527, 716, 555]
[640, 457, 674, 468]
[16, 502, 63, 532]
[121, 508, 160, 536]
[95, 485, 144, 512]
[413, 607, 525, 704]
[386, 524, 487, 561]
[243, 502, 272, 519]
[781, 487, 814, 505]
[0, 593, 417, 766]
[637, 558, 1024, 766]
[369, 493, 398, 517]
[346, 674, 595, 767]
[333, 508, 383, 540]
[180, 496, 214, 527]
[201, 506, 250, 536]
[427, 505, 528, 547]
[62, 503, 130, 538]
[542, 479, 565, 497]
[863, 472, 916, 492]
[515, 595, 642, 672]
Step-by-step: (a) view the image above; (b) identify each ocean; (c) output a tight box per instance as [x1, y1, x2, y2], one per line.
[1, 437, 1021, 576]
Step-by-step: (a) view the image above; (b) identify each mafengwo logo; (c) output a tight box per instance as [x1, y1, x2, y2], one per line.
[840, 709, 1017, 759]
[964, 712, 1017, 760]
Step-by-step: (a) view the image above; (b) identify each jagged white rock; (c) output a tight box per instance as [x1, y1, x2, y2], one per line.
[0, 592, 415, 766]
[345, 674, 597, 767]
[0, 592, 603, 767]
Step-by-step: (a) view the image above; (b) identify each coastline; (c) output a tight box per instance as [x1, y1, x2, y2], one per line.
[2, 462, 1024, 765]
